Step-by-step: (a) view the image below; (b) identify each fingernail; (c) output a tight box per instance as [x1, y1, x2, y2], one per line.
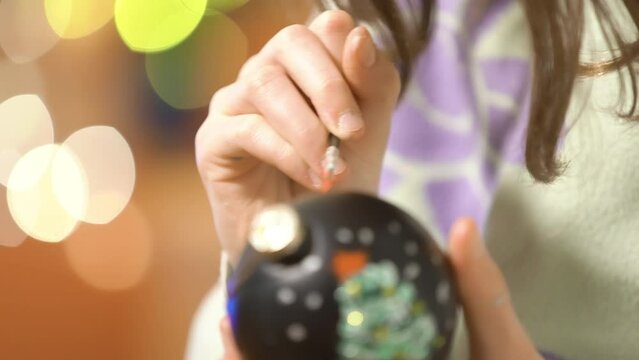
[357, 29, 376, 68]
[320, 154, 346, 175]
[333, 156, 347, 174]
[308, 169, 322, 190]
[338, 112, 364, 134]
[450, 220, 467, 241]
[451, 219, 483, 259]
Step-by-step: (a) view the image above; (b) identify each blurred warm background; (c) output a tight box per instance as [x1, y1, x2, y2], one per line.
[0, 1, 312, 358]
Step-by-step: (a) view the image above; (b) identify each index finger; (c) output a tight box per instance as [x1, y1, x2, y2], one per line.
[447, 219, 541, 360]
[249, 24, 364, 140]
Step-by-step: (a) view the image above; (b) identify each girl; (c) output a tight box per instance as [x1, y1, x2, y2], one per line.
[191, 0, 639, 358]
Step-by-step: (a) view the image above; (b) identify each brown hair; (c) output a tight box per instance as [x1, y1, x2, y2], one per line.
[523, 0, 639, 182]
[324, 0, 639, 182]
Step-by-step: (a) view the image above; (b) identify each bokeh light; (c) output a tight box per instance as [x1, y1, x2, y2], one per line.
[64, 203, 153, 291]
[0, 187, 27, 248]
[0, 1, 305, 359]
[7, 144, 87, 243]
[206, 0, 249, 12]
[145, 12, 248, 109]
[58, 126, 136, 224]
[114, 0, 207, 53]
[0, 95, 55, 186]
[0, 61, 46, 101]
[0, 0, 63, 64]
[45, 0, 115, 39]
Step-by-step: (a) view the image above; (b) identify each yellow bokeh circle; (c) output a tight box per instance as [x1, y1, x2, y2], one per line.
[0, 0, 63, 63]
[115, 0, 208, 52]
[7, 144, 87, 243]
[45, 0, 115, 39]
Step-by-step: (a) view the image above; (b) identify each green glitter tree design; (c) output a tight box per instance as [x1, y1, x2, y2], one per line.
[335, 261, 438, 360]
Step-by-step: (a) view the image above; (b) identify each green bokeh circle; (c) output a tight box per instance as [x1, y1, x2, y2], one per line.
[145, 12, 248, 109]
[115, 0, 207, 53]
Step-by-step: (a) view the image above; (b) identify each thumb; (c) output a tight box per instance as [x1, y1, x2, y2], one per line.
[447, 218, 541, 360]
[219, 316, 243, 360]
[341, 26, 401, 107]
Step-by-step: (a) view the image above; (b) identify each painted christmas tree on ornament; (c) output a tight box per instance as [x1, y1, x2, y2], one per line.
[336, 261, 442, 359]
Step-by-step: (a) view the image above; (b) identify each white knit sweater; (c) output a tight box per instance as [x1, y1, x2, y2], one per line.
[486, 60, 639, 360]
[454, 3, 639, 358]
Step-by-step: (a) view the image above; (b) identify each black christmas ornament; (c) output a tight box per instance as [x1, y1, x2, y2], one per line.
[226, 193, 458, 360]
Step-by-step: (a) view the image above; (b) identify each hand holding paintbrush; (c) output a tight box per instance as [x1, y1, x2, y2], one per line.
[196, 10, 400, 264]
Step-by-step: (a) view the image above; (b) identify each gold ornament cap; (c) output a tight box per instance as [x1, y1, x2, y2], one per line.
[249, 204, 305, 258]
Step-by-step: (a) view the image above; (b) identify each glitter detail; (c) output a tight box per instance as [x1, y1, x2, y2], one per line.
[432, 335, 446, 349]
[373, 326, 389, 341]
[345, 282, 363, 297]
[411, 300, 426, 316]
[347, 310, 364, 326]
[335, 261, 438, 359]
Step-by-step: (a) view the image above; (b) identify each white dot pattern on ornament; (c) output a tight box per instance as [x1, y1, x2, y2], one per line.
[403, 262, 421, 280]
[335, 227, 354, 244]
[304, 292, 323, 311]
[301, 255, 322, 272]
[387, 220, 402, 235]
[357, 227, 374, 245]
[286, 323, 307, 342]
[404, 241, 419, 256]
[276, 287, 296, 306]
[436, 281, 450, 304]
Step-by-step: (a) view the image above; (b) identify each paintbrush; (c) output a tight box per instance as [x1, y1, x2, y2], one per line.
[321, 133, 341, 192]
